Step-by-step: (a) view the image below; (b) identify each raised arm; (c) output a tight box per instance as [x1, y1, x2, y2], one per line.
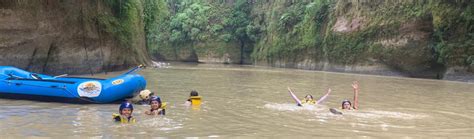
[288, 87, 303, 106]
[352, 81, 359, 110]
[316, 88, 331, 105]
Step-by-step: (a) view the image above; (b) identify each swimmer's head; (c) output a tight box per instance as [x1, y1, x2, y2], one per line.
[304, 94, 313, 100]
[190, 90, 199, 96]
[139, 89, 153, 100]
[149, 96, 162, 110]
[119, 101, 133, 116]
[150, 96, 161, 104]
[341, 99, 352, 109]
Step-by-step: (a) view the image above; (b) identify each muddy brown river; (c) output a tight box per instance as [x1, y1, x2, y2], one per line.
[0, 63, 473, 138]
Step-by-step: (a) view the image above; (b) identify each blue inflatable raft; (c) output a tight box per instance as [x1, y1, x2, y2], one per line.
[0, 66, 146, 103]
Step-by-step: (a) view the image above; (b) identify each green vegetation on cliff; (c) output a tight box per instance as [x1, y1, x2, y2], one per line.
[248, 1, 472, 74]
[3, 0, 470, 76]
[430, 1, 474, 67]
[141, 0, 260, 62]
[143, 0, 169, 52]
[99, 0, 144, 48]
[106, 0, 472, 75]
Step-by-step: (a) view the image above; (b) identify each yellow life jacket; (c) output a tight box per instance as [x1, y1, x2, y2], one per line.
[161, 102, 167, 109]
[301, 99, 316, 105]
[189, 96, 202, 106]
[112, 113, 136, 123]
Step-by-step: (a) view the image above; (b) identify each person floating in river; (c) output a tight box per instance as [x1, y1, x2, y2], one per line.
[341, 81, 359, 110]
[144, 96, 166, 115]
[304, 88, 332, 105]
[301, 94, 316, 105]
[185, 90, 202, 106]
[288, 87, 332, 106]
[113, 101, 136, 123]
[129, 89, 154, 105]
[138, 89, 154, 104]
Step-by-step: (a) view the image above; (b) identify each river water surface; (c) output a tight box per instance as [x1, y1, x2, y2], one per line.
[0, 63, 473, 138]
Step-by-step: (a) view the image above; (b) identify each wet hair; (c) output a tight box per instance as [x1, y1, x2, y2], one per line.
[190, 90, 199, 96]
[305, 94, 313, 100]
[341, 100, 352, 109]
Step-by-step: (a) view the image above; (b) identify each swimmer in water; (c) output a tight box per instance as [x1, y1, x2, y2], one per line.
[302, 88, 331, 105]
[301, 94, 316, 105]
[185, 90, 202, 106]
[288, 87, 331, 106]
[144, 96, 166, 115]
[113, 101, 136, 123]
[341, 81, 359, 110]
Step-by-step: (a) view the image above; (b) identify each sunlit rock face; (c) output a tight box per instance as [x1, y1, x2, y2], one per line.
[0, 1, 150, 75]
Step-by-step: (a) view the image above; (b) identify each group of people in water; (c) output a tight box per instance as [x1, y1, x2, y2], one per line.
[113, 81, 359, 123]
[299, 81, 359, 110]
[113, 90, 202, 123]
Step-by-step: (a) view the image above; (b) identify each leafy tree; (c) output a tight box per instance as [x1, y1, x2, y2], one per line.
[143, 0, 169, 52]
[169, 2, 210, 45]
[227, 0, 260, 64]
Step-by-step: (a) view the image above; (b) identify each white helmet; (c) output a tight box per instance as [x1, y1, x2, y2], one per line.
[139, 89, 152, 100]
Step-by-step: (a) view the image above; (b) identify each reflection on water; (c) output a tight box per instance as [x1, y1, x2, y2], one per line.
[0, 63, 473, 137]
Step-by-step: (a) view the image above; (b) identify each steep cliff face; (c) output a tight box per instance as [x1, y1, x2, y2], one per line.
[0, 0, 150, 75]
[149, 0, 254, 64]
[148, 0, 472, 79]
[249, 0, 473, 79]
[3, 0, 470, 79]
